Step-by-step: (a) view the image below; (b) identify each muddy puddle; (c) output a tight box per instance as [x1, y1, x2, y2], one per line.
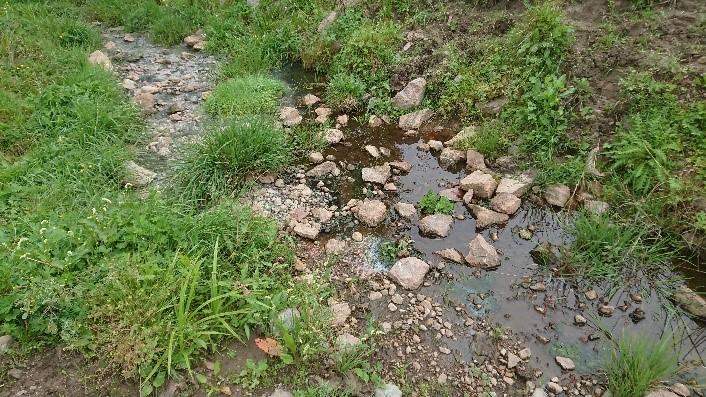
[289, 93, 706, 379]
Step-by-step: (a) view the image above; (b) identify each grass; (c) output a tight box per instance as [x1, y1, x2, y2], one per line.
[173, 117, 292, 204]
[419, 191, 455, 215]
[205, 76, 286, 117]
[605, 334, 680, 397]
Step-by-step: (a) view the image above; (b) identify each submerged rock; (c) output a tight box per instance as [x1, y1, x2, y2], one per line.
[392, 77, 426, 109]
[388, 257, 430, 290]
[555, 356, 575, 371]
[465, 235, 500, 269]
[530, 241, 560, 267]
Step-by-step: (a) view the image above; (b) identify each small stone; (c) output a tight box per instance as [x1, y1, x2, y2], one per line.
[585, 290, 598, 300]
[303, 94, 320, 106]
[507, 352, 521, 368]
[388, 257, 430, 290]
[529, 282, 546, 291]
[308, 151, 324, 163]
[293, 223, 321, 240]
[391, 294, 404, 305]
[555, 356, 575, 371]
[428, 140, 444, 151]
[365, 145, 381, 158]
[460, 170, 497, 198]
[88, 50, 112, 71]
[306, 161, 340, 178]
[336, 114, 349, 126]
[598, 304, 615, 316]
[439, 187, 463, 202]
[280, 106, 302, 126]
[388, 302, 397, 311]
[434, 248, 465, 264]
[395, 202, 417, 218]
[439, 346, 451, 354]
[294, 258, 307, 272]
[575, 314, 587, 325]
[324, 128, 344, 144]
[418, 214, 453, 238]
[352, 231, 363, 242]
[398, 108, 433, 130]
[0, 335, 14, 353]
[546, 382, 563, 394]
[518, 347, 531, 360]
[335, 333, 361, 351]
[369, 291, 383, 301]
[331, 302, 351, 326]
[462, 190, 474, 206]
[465, 234, 500, 269]
[369, 115, 384, 127]
[389, 161, 412, 173]
[544, 184, 571, 207]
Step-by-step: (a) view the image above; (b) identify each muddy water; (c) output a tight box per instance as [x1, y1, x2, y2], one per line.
[308, 113, 706, 378]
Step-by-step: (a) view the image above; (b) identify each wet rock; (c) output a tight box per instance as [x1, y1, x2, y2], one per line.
[530, 242, 559, 267]
[389, 160, 412, 173]
[398, 108, 433, 130]
[670, 383, 690, 397]
[630, 307, 646, 323]
[445, 126, 476, 147]
[0, 335, 14, 353]
[375, 383, 402, 397]
[362, 164, 391, 185]
[303, 93, 320, 106]
[392, 77, 426, 109]
[439, 187, 463, 202]
[585, 290, 598, 300]
[293, 223, 321, 240]
[318, 11, 338, 33]
[546, 382, 563, 394]
[325, 238, 346, 256]
[365, 145, 381, 158]
[306, 161, 340, 178]
[439, 148, 466, 167]
[354, 199, 387, 227]
[673, 285, 706, 319]
[124, 160, 156, 188]
[88, 50, 112, 70]
[555, 356, 575, 371]
[468, 205, 509, 228]
[466, 150, 486, 171]
[434, 248, 465, 264]
[389, 257, 430, 290]
[465, 235, 500, 269]
[335, 333, 361, 351]
[369, 115, 384, 127]
[491, 193, 521, 215]
[279, 106, 302, 126]
[324, 128, 344, 144]
[646, 389, 681, 397]
[394, 202, 417, 218]
[598, 304, 615, 316]
[496, 175, 533, 197]
[585, 200, 609, 215]
[331, 302, 351, 326]
[134, 91, 156, 113]
[460, 170, 497, 199]
[462, 190, 474, 206]
[309, 151, 324, 163]
[544, 184, 571, 207]
[574, 314, 587, 326]
[419, 214, 453, 237]
[507, 352, 521, 369]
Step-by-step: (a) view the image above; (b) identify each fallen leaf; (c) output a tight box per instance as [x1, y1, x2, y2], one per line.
[255, 337, 282, 357]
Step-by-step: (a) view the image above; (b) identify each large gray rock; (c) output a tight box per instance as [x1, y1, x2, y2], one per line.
[306, 161, 340, 178]
[354, 199, 387, 227]
[460, 170, 497, 198]
[362, 164, 391, 185]
[389, 257, 430, 290]
[465, 235, 500, 269]
[468, 205, 509, 228]
[398, 108, 433, 130]
[491, 193, 521, 215]
[392, 77, 426, 110]
[419, 214, 453, 237]
[439, 148, 466, 167]
[279, 106, 302, 126]
[544, 184, 571, 207]
[124, 161, 156, 188]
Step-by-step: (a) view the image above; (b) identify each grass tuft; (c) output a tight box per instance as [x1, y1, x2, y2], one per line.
[205, 76, 286, 117]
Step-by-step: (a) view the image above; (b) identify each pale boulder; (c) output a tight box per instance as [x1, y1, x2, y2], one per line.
[460, 170, 497, 198]
[392, 77, 426, 110]
[388, 257, 430, 290]
[491, 193, 521, 215]
[465, 234, 500, 269]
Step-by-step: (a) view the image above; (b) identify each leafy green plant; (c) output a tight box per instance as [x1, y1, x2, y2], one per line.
[173, 116, 292, 203]
[605, 334, 680, 397]
[454, 121, 510, 160]
[419, 191, 454, 215]
[325, 73, 366, 111]
[205, 76, 286, 117]
[379, 238, 411, 264]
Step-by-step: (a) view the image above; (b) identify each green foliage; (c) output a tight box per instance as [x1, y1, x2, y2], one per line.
[419, 191, 454, 215]
[330, 21, 401, 85]
[173, 117, 292, 203]
[563, 213, 678, 290]
[205, 76, 286, 117]
[379, 238, 411, 264]
[535, 153, 587, 187]
[454, 122, 510, 160]
[605, 334, 679, 397]
[325, 73, 366, 111]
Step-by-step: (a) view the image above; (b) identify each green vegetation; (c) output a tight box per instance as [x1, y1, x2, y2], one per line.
[205, 76, 286, 117]
[419, 191, 455, 215]
[605, 334, 680, 397]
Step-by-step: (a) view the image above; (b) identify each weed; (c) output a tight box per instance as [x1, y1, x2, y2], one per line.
[605, 333, 680, 397]
[454, 121, 510, 160]
[419, 191, 455, 215]
[294, 384, 352, 397]
[205, 76, 286, 117]
[173, 116, 292, 204]
[379, 238, 412, 264]
[325, 73, 366, 111]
